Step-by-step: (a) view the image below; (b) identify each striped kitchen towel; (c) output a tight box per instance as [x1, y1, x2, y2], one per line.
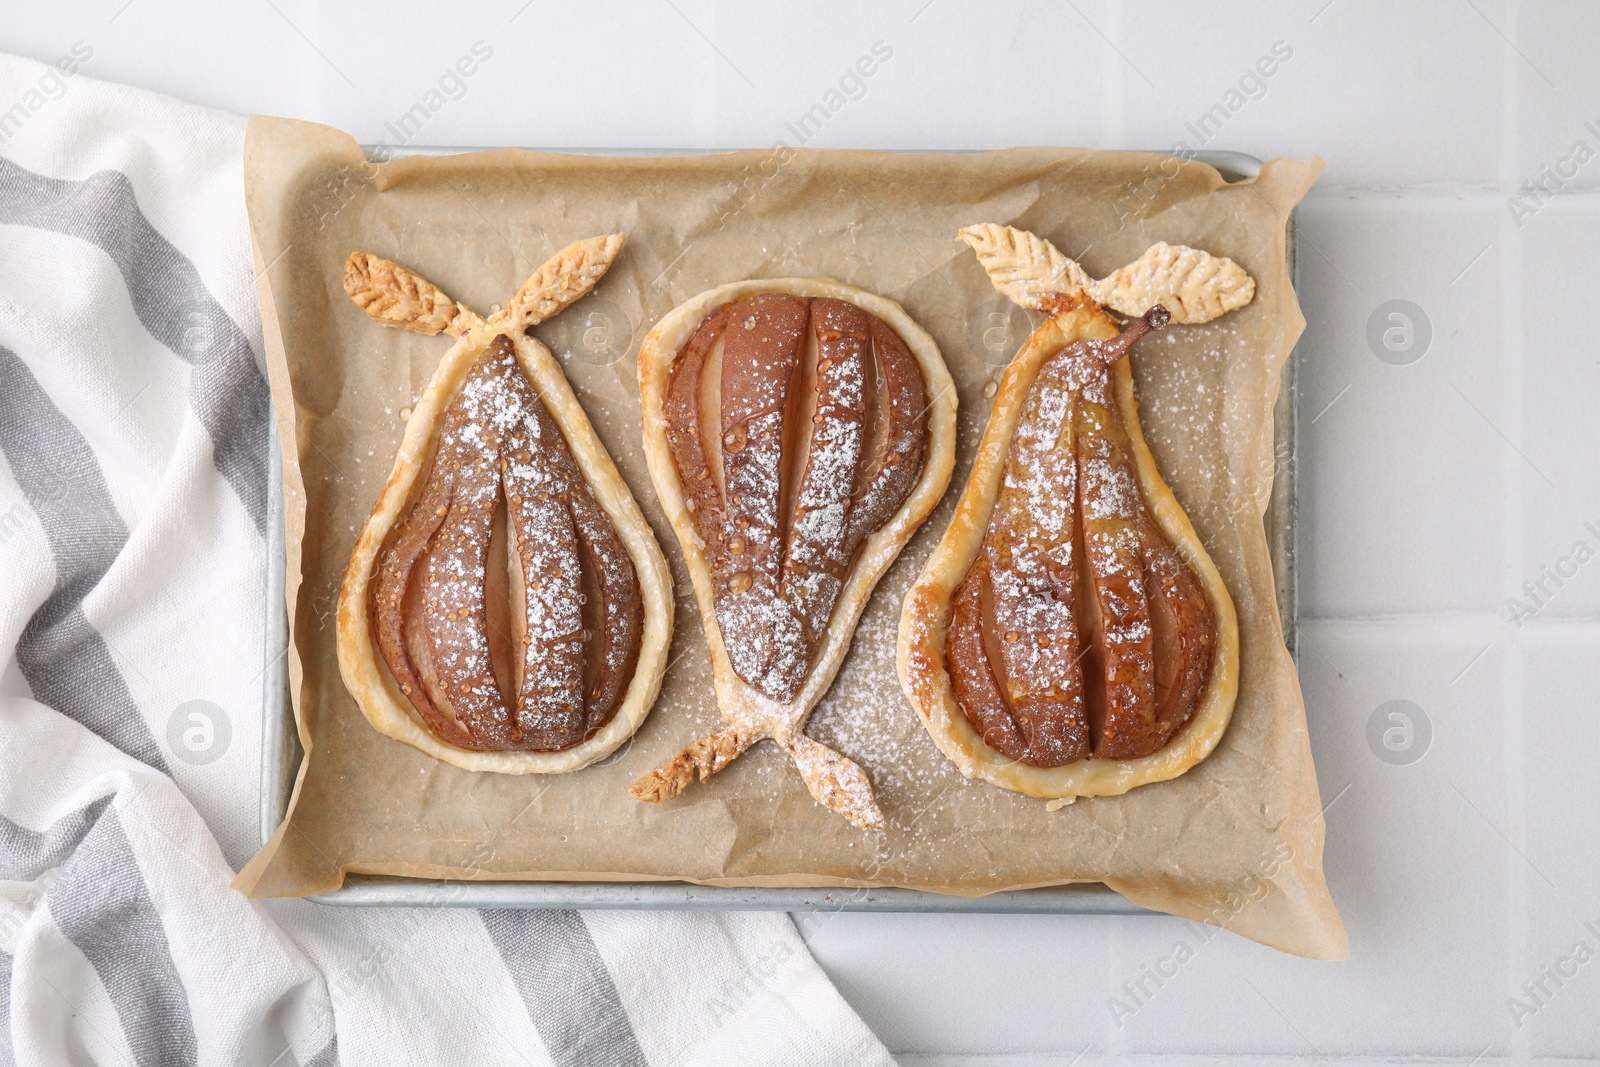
[0, 50, 893, 1067]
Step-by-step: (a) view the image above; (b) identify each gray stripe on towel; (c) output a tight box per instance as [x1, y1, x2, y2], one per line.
[301, 1032, 338, 1067]
[0, 156, 269, 532]
[480, 909, 650, 1067]
[0, 347, 167, 771]
[0, 795, 112, 881]
[47, 805, 197, 1067]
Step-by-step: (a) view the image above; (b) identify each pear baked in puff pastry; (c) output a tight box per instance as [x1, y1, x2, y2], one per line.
[337, 235, 674, 774]
[899, 225, 1253, 801]
[630, 280, 957, 828]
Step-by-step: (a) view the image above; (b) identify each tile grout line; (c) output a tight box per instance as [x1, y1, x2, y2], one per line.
[1498, 2, 1532, 1061]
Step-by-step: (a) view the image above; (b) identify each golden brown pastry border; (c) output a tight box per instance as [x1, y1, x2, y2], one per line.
[635, 278, 958, 826]
[897, 303, 1240, 799]
[336, 322, 675, 774]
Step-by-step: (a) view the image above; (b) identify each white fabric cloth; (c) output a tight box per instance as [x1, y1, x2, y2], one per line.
[0, 51, 893, 1067]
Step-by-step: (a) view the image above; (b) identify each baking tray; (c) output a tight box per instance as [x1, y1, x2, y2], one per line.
[258, 148, 1298, 912]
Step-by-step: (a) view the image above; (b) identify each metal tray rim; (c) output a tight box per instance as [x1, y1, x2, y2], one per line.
[258, 146, 1295, 913]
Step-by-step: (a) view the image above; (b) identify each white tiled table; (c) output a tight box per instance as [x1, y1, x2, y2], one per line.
[11, 1, 1597, 1061]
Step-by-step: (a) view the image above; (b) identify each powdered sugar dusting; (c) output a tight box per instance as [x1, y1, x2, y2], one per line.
[671, 295, 927, 704]
[647, 290, 935, 828]
[375, 334, 639, 751]
[943, 319, 1218, 765]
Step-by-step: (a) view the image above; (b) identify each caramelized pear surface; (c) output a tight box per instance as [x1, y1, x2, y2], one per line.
[946, 307, 1216, 766]
[664, 294, 928, 703]
[373, 333, 643, 752]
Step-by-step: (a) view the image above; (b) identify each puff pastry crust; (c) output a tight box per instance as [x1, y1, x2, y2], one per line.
[336, 237, 674, 774]
[630, 279, 957, 827]
[898, 226, 1246, 800]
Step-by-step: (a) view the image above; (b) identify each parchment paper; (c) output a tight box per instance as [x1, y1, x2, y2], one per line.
[233, 115, 1345, 959]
